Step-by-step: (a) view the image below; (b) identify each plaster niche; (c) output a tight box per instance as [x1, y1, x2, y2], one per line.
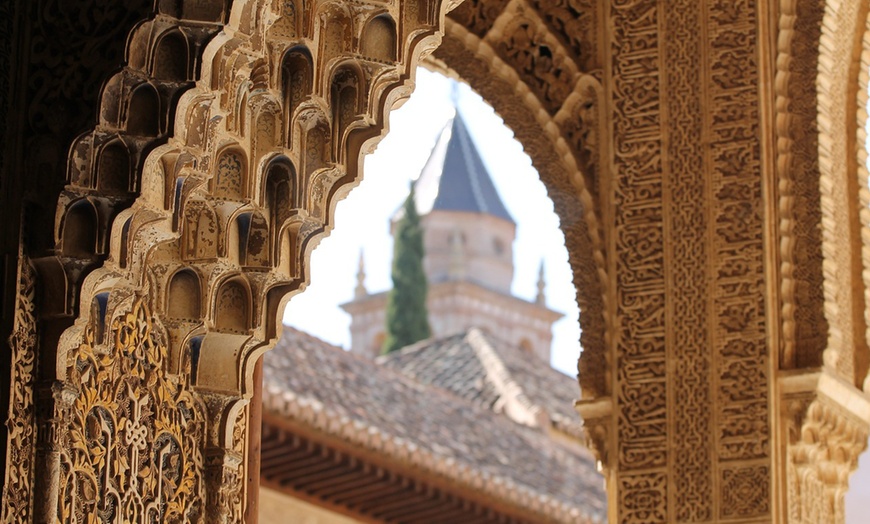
[183, 199, 219, 260]
[300, 114, 332, 178]
[318, 4, 353, 65]
[277, 223, 301, 278]
[168, 268, 202, 320]
[330, 64, 364, 159]
[361, 14, 398, 62]
[238, 211, 271, 268]
[127, 83, 161, 136]
[89, 291, 110, 344]
[118, 216, 132, 268]
[214, 277, 252, 334]
[96, 141, 132, 194]
[264, 158, 295, 230]
[213, 147, 247, 200]
[62, 199, 99, 258]
[185, 99, 212, 148]
[253, 106, 280, 164]
[281, 47, 314, 123]
[152, 30, 190, 82]
[263, 159, 297, 259]
[268, 0, 299, 40]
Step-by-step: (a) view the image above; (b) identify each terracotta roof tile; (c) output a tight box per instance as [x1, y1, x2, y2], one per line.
[379, 328, 584, 437]
[264, 328, 606, 522]
[376, 333, 501, 409]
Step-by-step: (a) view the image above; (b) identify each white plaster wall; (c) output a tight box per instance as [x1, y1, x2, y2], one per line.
[259, 487, 363, 524]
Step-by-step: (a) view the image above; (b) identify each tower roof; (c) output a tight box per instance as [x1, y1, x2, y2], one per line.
[413, 113, 514, 223]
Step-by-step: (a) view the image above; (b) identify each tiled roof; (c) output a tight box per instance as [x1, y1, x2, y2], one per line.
[413, 113, 515, 223]
[263, 328, 606, 523]
[377, 331, 502, 409]
[379, 328, 585, 439]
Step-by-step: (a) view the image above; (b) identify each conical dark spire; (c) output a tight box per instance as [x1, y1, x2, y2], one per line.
[413, 113, 514, 223]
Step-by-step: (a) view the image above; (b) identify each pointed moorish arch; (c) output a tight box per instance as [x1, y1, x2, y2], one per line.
[787, 0, 870, 517]
[56, 2, 612, 517]
[430, 20, 609, 400]
[7, 0, 870, 522]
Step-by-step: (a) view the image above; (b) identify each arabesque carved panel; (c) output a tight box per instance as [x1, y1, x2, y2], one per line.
[2, 257, 38, 522]
[58, 298, 206, 522]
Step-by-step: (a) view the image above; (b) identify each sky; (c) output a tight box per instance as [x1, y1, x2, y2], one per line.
[848, 449, 869, 522]
[282, 68, 582, 377]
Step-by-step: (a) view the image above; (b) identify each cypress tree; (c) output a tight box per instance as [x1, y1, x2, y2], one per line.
[382, 185, 431, 354]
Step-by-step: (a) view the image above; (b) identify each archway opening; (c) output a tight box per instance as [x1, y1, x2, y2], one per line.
[265, 68, 602, 523]
[282, 69, 581, 375]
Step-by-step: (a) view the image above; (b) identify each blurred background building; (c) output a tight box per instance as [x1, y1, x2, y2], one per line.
[259, 108, 606, 523]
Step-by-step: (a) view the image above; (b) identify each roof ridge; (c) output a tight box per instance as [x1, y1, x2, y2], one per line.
[277, 330, 493, 413]
[470, 329, 589, 440]
[466, 328, 550, 429]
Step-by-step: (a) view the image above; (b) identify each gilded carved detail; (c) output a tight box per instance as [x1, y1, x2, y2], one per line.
[58, 298, 206, 522]
[2, 257, 38, 522]
[7, 0, 450, 520]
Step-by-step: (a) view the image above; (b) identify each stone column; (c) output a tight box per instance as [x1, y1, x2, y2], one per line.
[205, 448, 244, 524]
[33, 381, 75, 524]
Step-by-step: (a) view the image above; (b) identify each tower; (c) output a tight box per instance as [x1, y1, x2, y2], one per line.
[342, 112, 562, 362]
